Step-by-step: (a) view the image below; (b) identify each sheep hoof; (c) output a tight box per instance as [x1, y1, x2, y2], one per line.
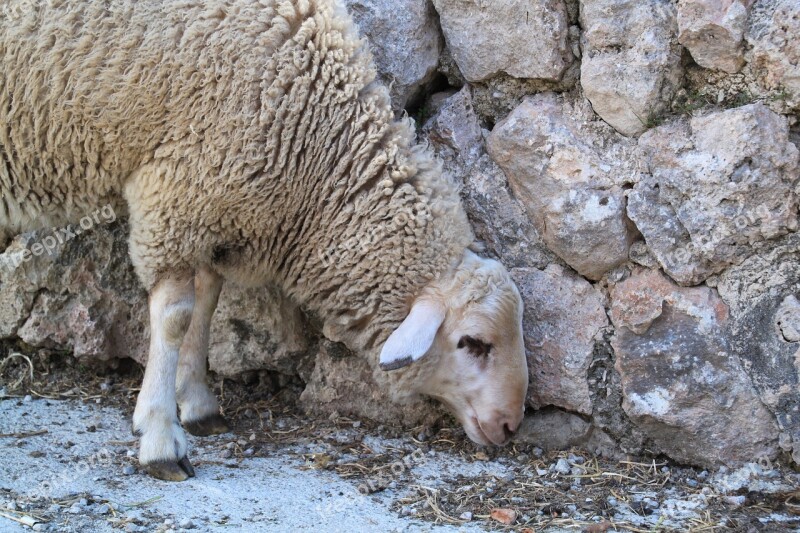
[143, 456, 195, 481]
[183, 414, 231, 436]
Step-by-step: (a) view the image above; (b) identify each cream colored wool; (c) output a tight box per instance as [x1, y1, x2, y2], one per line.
[0, 0, 471, 353]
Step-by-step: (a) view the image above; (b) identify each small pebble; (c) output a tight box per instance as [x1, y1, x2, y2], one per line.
[225, 442, 236, 449]
[554, 458, 571, 475]
[400, 506, 414, 516]
[416, 432, 427, 442]
[568, 453, 585, 464]
[249, 433, 256, 441]
[100, 382, 111, 391]
[352, 421, 361, 428]
[79, 498, 88, 507]
[459, 511, 473, 521]
[126, 450, 136, 458]
[532, 447, 544, 457]
[32, 524, 47, 531]
[501, 473, 516, 483]
[122, 465, 136, 475]
[23, 395, 32, 402]
[724, 495, 746, 507]
[516, 453, 529, 463]
[47, 504, 60, 513]
[179, 518, 194, 529]
[220, 449, 233, 459]
[243, 448, 254, 456]
[7, 502, 17, 511]
[95, 504, 111, 515]
[164, 519, 174, 526]
[686, 479, 698, 487]
[698, 470, 709, 480]
[68, 504, 82, 514]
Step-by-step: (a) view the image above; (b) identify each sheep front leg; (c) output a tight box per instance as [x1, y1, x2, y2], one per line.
[133, 273, 196, 481]
[177, 266, 230, 436]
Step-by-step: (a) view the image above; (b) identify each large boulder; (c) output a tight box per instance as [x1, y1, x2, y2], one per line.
[512, 265, 607, 415]
[716, 232, 800, 466]
[579, 0, 683, 136]
[431, 0, 573, 83]
[677, 0, 753, 74]
[423, 87, 556, 270]
[487, 93, 640, 280]
[345, 0, 443, 110]
[610, 269, 779, 467]
[627, 104, 800, 286]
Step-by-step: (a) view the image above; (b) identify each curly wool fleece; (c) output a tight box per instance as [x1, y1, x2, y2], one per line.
[0, 0, 473, 352]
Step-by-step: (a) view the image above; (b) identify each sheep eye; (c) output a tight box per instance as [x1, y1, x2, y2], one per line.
[457, 335, 492, 358]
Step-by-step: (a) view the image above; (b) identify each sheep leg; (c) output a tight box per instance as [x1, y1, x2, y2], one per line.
[177, 266, 230, 436]
[133, 272, 196, 481]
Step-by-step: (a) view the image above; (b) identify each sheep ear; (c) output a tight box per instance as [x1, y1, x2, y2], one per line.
[379, 300, 445, 371]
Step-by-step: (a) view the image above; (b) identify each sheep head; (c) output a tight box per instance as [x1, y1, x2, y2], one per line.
[380, 250, 529, 446]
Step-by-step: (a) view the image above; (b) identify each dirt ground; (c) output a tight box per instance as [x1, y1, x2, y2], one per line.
[0, 353, 798, 532]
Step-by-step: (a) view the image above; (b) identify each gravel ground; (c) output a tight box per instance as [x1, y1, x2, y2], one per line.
[0, 397, 499, 532]
[0, 360, 798, 532]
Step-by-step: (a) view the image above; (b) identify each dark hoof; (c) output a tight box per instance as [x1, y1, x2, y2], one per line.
[183, 414, 231, 437]
[143, 456, 195, 481]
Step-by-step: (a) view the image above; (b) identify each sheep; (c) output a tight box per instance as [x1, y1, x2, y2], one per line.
[0, 0, 530, 481]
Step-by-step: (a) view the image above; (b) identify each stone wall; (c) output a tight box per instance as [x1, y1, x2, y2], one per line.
[1, 0, 798, 468]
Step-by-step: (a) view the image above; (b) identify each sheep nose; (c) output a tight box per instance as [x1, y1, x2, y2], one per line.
[485, 411, 523, 445]
[501, 410, 524, 440]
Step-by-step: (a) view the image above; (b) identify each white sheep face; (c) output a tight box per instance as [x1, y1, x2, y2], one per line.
[380, 252, 529, 446]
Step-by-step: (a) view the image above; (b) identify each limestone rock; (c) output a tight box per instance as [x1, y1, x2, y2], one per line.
[747, 0, 800, 104]
[627, 104, 800, 286]
[512, 264, 608, 415]
[611, 269, 779, 467]
[515, 408, 619, 456]
[677, 0, 752, 74]
[716, 233, 800, 466]
[487, 93, 640, 280]
[1, 225, 148, 363]
[0, 223, 313, 377]
[432, 0, 573, 82]
[208, 285, 312, 378]
[423, 87, 556, 270]
[580, 0, 683, 136]
[345, 0, 443, 109]
[299, 340, 441, 426]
